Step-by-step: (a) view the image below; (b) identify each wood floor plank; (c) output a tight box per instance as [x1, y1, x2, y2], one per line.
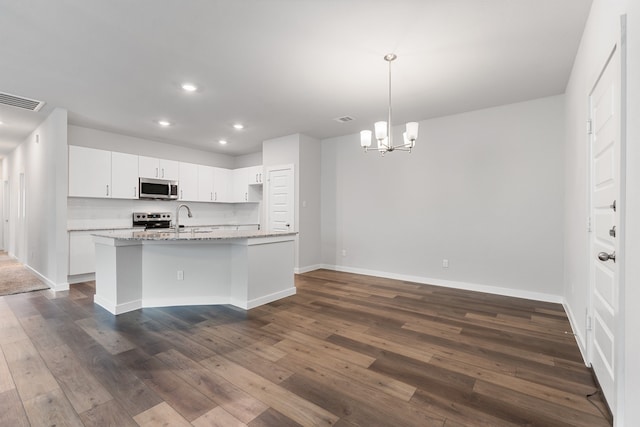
[17, 314, 66, 351]
[39, 343, 113, 414]
[201, 354, 340, 426]
[75, 316, 137, 355]
[330, 327, 435, 364]
[277, 354, 445, 427]
[192, 406, 247, 427]
[133, 401, 192, 427]
[79, 399, 138, 427]
[247, 408, 303, 427]
[0, 388, 29, 427]
[0, 299, 30, 345]
[473, 380, 610, 426]
[224, 346, 294, 384]
[156, 348, 269, 424]
[122, 349, 217, 422]
[274, 338, 416, 401]
[2, 338, 59, 401]
[267, 325, 376, 367]
[428, 352, 603, 417]
[22, 387, 84, 427]
[0, 346, 15, 394]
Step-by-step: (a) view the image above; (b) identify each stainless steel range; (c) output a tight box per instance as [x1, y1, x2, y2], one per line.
[132, 212, 173, 229]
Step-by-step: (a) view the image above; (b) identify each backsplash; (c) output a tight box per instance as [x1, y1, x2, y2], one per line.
[67, 197, 259, 230]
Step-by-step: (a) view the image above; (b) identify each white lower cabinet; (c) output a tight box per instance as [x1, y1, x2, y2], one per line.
[69, 229, 135, 275]
[69, 231, 96, 275]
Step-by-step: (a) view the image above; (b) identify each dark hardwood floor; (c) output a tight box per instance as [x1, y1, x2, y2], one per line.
[0, 269, 611, 426]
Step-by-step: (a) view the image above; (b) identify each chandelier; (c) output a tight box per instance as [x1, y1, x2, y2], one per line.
[360, 53, 418, 153]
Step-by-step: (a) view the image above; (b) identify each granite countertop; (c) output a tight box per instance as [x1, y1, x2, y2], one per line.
[68, 223, 260, 232]
[92, 229, 296, 241]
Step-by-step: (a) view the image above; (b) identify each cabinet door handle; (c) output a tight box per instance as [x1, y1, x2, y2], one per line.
[155, 167, 159, 178]
[211, 192, 213, 201]
[256, 173, 259, 183]
[161, 168, 165, 178]
[134, 186, 137, 197]
[259, 173, 262, 182]
[245, 192, 248, 201]
[214, 192, 217, 201]
[106, 185, 109, 196]
[180, 189, 183, 199]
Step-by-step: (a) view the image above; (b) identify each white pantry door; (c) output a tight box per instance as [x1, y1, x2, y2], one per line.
[266, 165, 294, 232]
[588, 44, 620, 410]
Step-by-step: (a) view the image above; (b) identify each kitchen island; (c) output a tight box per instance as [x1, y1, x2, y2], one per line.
[92, 229, 297, 315]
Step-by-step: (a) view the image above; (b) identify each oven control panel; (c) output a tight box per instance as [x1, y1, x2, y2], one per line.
[133, 212, 173, 228]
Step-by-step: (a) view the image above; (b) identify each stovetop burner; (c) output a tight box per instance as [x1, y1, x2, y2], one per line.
[132, 212, 173, 229]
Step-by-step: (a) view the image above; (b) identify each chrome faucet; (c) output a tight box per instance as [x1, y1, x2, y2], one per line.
[175, 204, 192, 230]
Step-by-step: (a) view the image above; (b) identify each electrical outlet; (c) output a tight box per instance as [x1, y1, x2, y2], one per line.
[442, 259, 449, 268]
[177, 270, 184, 280]
[341, 249, 347, 257]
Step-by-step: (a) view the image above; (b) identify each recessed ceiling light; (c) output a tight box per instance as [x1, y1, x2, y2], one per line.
[0, 121, 3, 125]
[157, 120, 172, 127]
[233, 123, 244, 130]
[218, 139, 228, 145]
[181, 83, 198, 92]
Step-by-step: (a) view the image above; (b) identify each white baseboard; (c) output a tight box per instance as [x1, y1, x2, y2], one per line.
[318, 264, 564, 304]
[295, 264, 324, 274]
[240, 287, 297, 309]
[68, 273, 95, 284]
[24, 264, 68, 291]
[143, 296, 230, 309]
[94, 295, 142, 315]
[564, 301, 589, 366]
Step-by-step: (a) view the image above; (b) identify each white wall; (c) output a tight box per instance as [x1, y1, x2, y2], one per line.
[5, 108, 68, 289]
[68, 125, 236, 168]
[298, 134, 322, 271]
[234, 151, 262, 168]
[564, 0, 640, 424]
[321, 95, 565, 301]
[263, 133, 323, 272]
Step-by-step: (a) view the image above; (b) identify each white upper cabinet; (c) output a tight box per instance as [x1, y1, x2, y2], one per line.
[179, 162, 199, 201]
[246, 165, 264, 185]
[111, 152, 139, 199]
[232, 168, 249, 202]
[69, 146, 111, 198]
[197, 165, 214, 202]
[69, 147, 261, 204]
[139, 156, 179, 180]
[213, 167, 231, 202]
[232, 166, 263, 203]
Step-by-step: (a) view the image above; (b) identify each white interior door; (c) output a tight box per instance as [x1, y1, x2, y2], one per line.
[588, 45, 620, 410]
[266, 165, 294, 232]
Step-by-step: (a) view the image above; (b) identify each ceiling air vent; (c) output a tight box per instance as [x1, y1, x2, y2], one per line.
[334, 116, 354, 123]
[0, 92, 45, 111]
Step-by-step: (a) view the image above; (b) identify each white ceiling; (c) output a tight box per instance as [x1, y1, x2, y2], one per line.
[0, 0, 592, 156]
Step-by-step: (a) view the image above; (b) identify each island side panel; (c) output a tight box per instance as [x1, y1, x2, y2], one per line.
[141, 241, 232, 308]
[94, 237, 143, 315]
[243, 236, 296, 309]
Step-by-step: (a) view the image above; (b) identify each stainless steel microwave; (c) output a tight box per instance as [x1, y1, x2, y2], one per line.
[139, 178, 179, 200]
